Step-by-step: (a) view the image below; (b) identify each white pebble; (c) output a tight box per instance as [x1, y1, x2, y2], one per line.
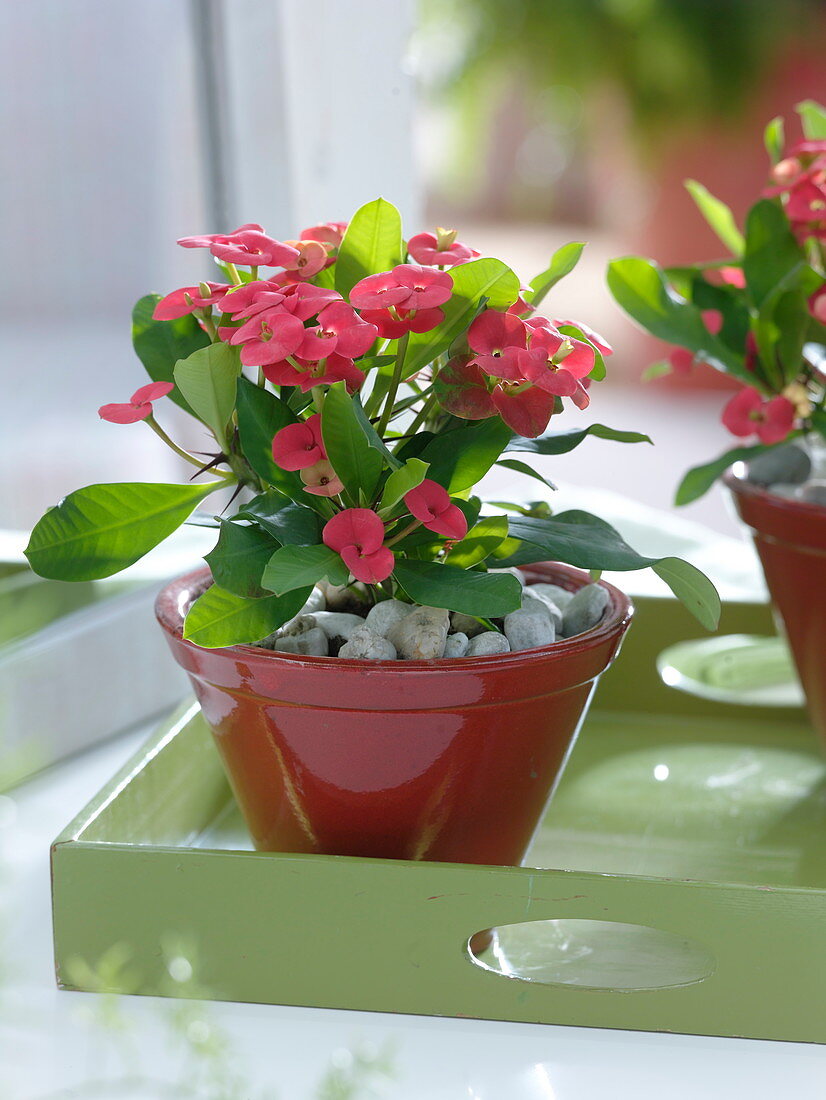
[527, 582, 574, 610]
[504, 607, 556, 651]
[311, 611, 365, 642]
[273, 626, 329, 656]
[521, 589, 562, 631]
[443, 632, 469, 658]
[465, 631, 511, 656]
[298, 587, 326, 615]
[490, 567, 526, 586]
[364, 599, 413, 638]
[561, 584, 610, 638]
[387, 606, 449, 660]
[800, 480, 826, 506]
[338, 625, 397, 660]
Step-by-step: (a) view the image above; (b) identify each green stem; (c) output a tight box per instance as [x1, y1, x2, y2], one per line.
[376, 332, 409, 438]
[385, 517, 421, 547]
[197, 309, 217, 341]
[407, 391, 440, 435]
[225, 262, 242, 286]
[144, 415, 231, 479]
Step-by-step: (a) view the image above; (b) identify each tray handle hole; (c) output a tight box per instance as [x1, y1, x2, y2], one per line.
[468, 918, 715, 992]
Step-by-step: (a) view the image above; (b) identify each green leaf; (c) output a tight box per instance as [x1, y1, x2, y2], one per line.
[419, 418, 513, 493]
[557, 322, 606, 381]
[321, 382, 384, 502]
[685, 180, 744, 256]
[262, 544, 349, 595]
[641, 360, 673, 382]
[351, 392, 402, 469]
[499, 511, 720, 629]
[406, 258, 521, 376]
[526, 241, 586, 308]
[764, 115, 785, 164]
[236, 496, 321, 545]
[173, 342, 240, 445]
[675, 443, 776, 504]
[507, 423, 652, 455]
[183, 584, 311, 648]
[393, 559, 522, 618]
[25, 481, 216, 581]
[131, 295, 209, 419]
[204, 520, 278, 598]
[743, 199, 805, 309]
[335, 198, 403, 299]
[495, 457, 557, 493]
[797, 99, 826, 141]
[607, 257, 748, 379]
[651, 559, 723, 631]
[235, 377, 306, 499]
[445, 516, 509, 568]
[379, 458, 430, 512]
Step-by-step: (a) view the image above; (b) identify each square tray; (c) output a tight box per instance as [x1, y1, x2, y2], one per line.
[51, 595, 826, 1043]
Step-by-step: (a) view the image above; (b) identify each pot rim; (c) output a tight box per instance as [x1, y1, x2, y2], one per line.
[155, 562, 634, 674]
[724, 464, 826, 516]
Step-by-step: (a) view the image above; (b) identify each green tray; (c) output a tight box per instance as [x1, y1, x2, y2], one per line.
[51, 595, 826, 1043]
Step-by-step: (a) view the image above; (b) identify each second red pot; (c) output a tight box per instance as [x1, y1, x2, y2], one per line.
[156, 563, 633, 867]
[726, 470, 826, 748]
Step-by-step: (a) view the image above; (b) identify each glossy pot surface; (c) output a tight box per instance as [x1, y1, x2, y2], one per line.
[156, 563, 633, 866]
[726, 471, 826, 746]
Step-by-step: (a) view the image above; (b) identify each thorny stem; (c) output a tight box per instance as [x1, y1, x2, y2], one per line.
[144, 415, 231, 479]
[376, 331, 410, 438]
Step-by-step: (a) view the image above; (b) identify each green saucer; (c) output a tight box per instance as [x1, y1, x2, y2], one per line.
[657, 633, 805, 708]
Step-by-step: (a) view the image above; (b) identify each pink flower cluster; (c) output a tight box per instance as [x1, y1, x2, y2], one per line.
[221, 281, 377, 392]
[349, 264, 453, 338]
[766, 140, 826, 245]
[439, 308, 612, 437]
[318, 481, 467, 584]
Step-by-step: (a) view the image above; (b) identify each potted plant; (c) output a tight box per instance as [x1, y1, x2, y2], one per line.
[26, 200, 718, 866]
[608, 99, 826, 744]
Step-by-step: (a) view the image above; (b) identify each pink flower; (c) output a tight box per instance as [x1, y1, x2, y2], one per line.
[359, 305, 445, 339]
[721, 386, 796, 445]
[765, 145, 826, 244]
[230, 311, 306, 366]
[177, 225, 300, 268]
[99, 382, 174, 425]
[221, 281, 287, 318]
[435, 355, 497, 420]
[491, 383, 556, 437]
[263, 353, 365, 394]
[271, 414, 325, 471]
[323, 509, 394, 584]
[297, 301, 377, 360]
[552, 319, 614, 357]
[153, 282, 230, 320]
[282, 239, 330, 279]
[668, 347, 696, 376]
[467, 310, 528, 379]
[300, 460, 344, 497]
[404, 480, 468, 540]
[300, 221, 347, 248]
[718, 266, 746, 289]
[407, 229, 476, 267]
[350, 265, 453, 311]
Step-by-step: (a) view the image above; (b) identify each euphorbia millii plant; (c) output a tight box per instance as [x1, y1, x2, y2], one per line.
[25, 200, 719, 646]
[608, 99, 826, 505]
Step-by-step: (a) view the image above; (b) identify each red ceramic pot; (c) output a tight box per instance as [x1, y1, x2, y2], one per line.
[726, 471, 826, 748]
[156, 563, 633, 867]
